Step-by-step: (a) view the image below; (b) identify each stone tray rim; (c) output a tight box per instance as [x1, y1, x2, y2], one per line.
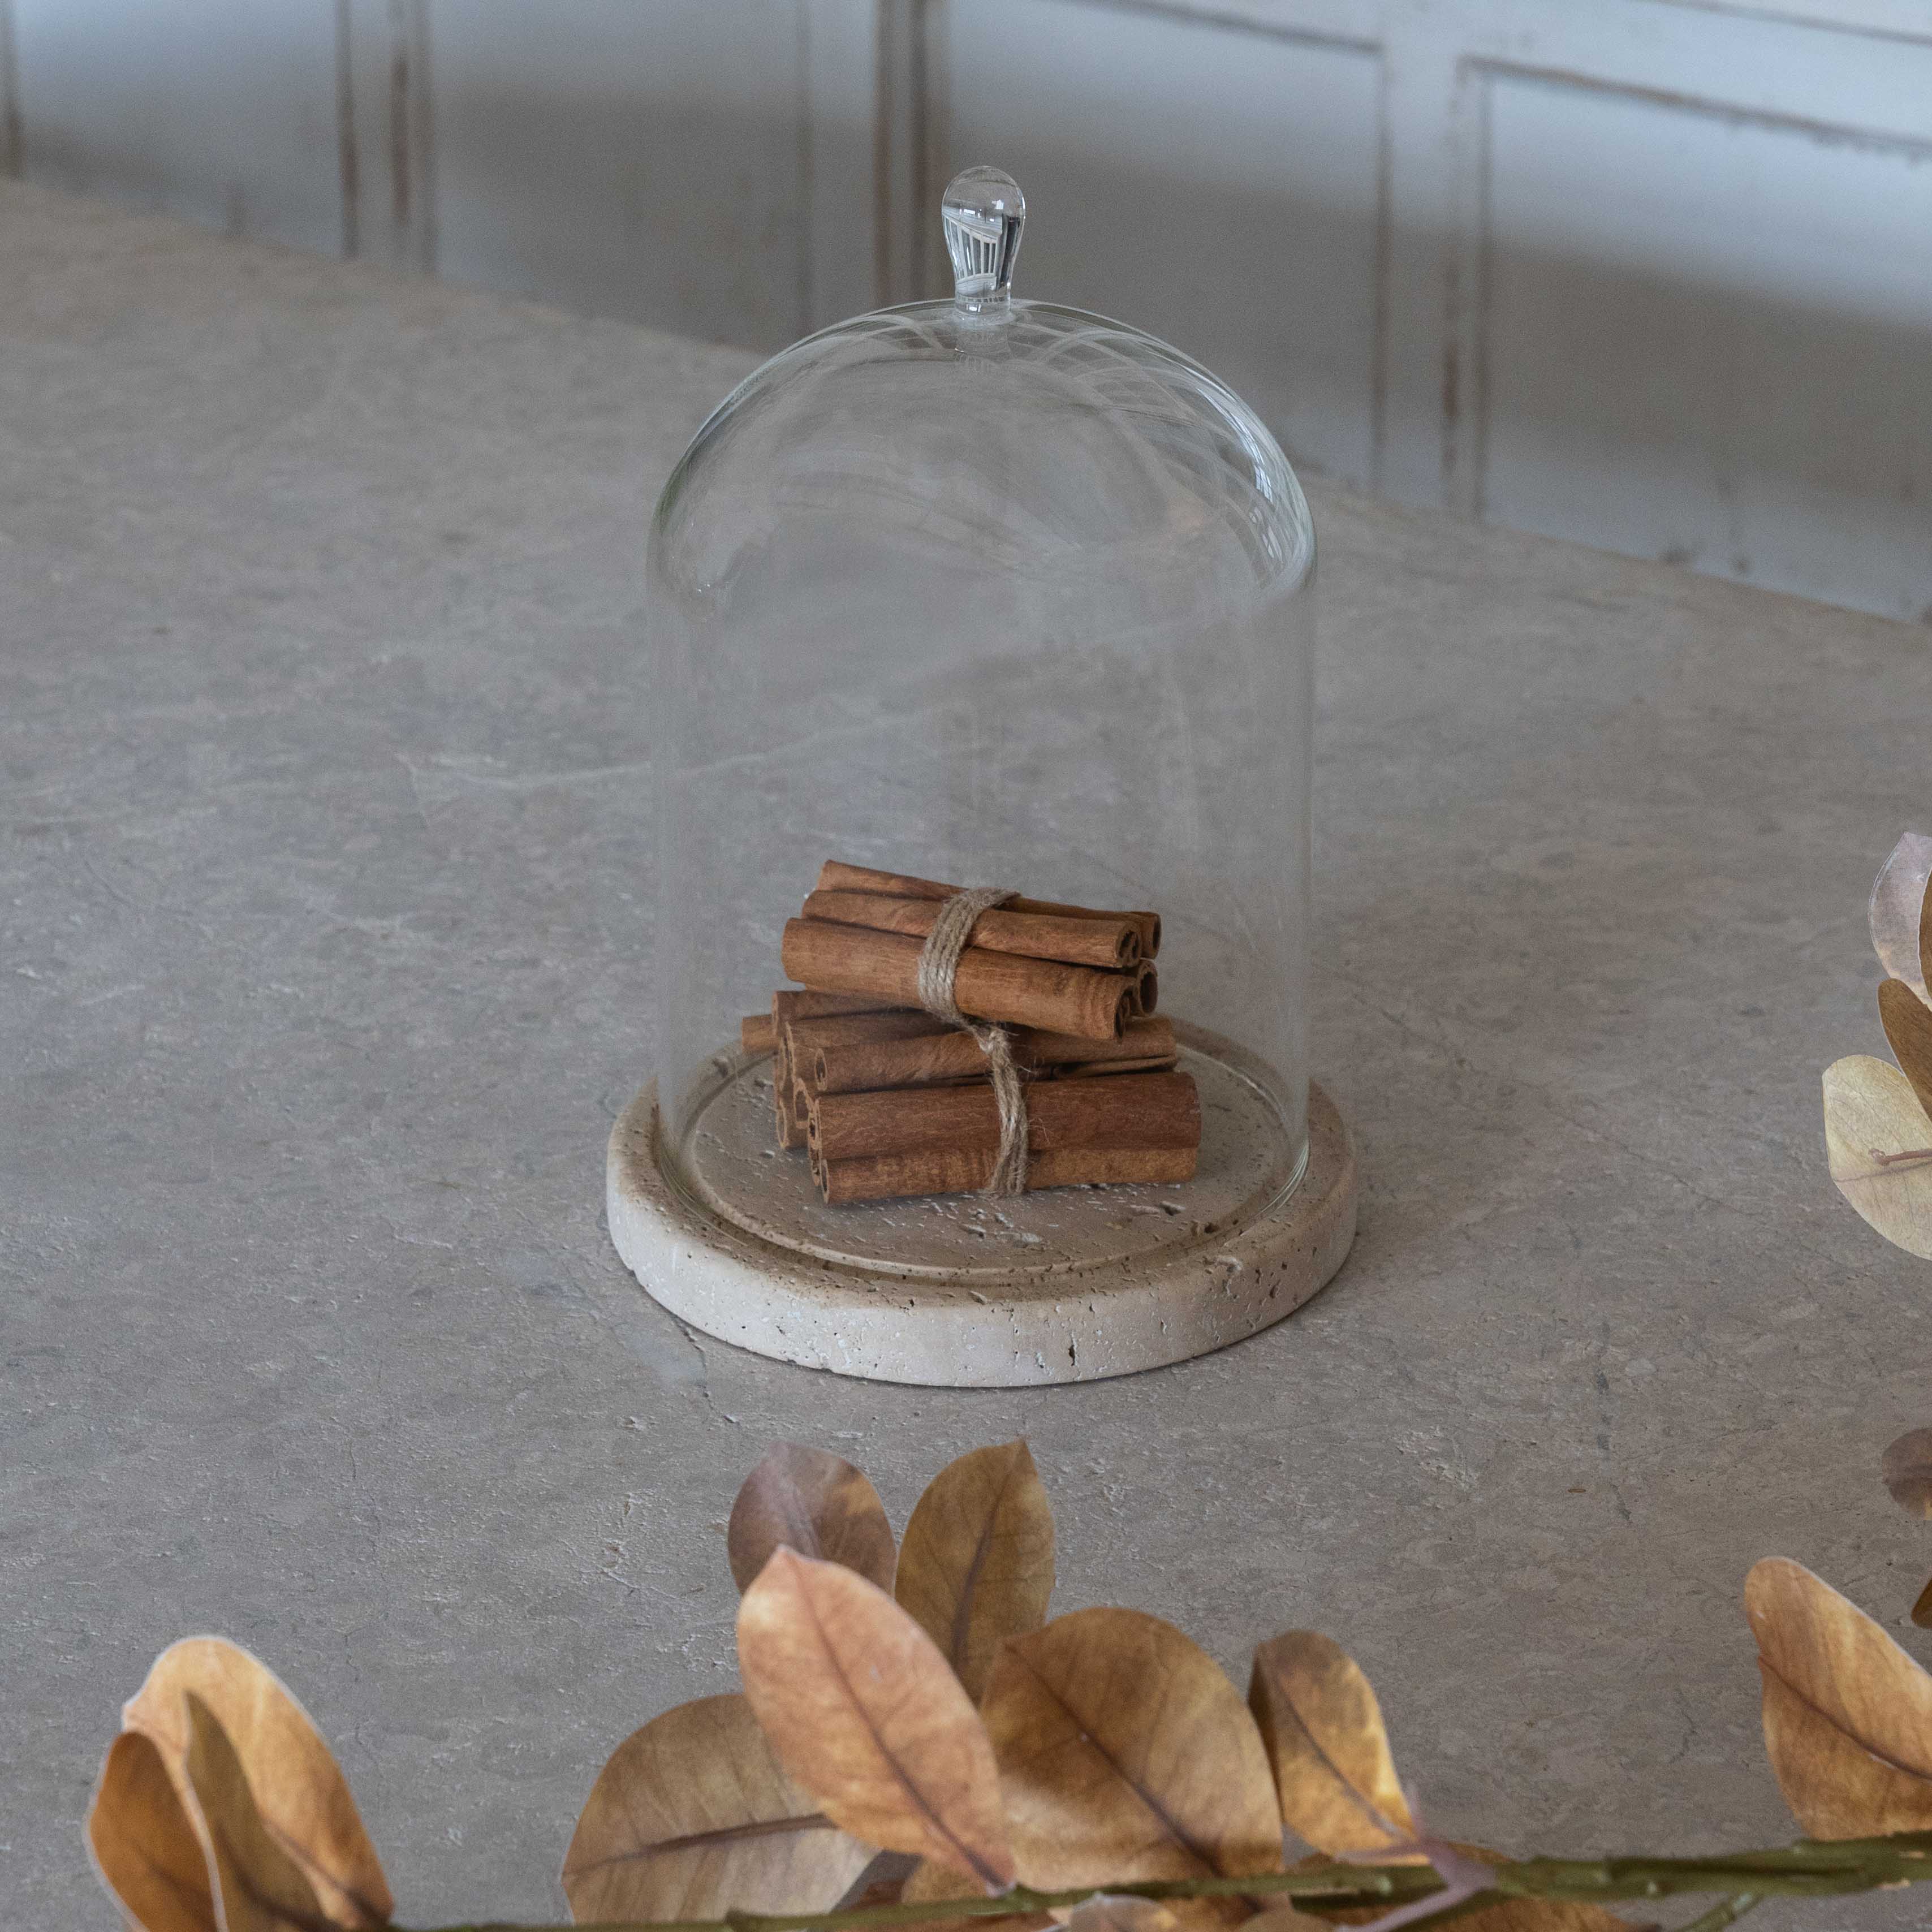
[606, 1060, 1358, 1387]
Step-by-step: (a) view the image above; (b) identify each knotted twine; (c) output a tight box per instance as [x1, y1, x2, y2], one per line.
[914, 886, 1029, 1194]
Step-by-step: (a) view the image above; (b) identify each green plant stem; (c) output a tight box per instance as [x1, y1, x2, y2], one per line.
[1671, 1897, 1761, 1932]
[417, 1831, 1932, 1932]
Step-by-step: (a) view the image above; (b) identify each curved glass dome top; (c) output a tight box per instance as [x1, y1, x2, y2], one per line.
[646, 169, 1318, 1260]
[654, 177, 1311, 637]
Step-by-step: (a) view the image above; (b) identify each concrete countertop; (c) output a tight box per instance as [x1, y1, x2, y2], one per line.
[6, 180, 1931, 1930]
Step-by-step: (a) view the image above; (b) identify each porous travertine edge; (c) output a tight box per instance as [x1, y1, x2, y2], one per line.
[606, 1062, 1356, 1388]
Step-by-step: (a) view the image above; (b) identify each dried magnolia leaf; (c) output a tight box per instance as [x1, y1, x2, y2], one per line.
[839, 1854, 920, 1912]
[738, 1547, 1015, 1890]
[88, 1731, 219, 1932]
[1248, 1633, 1417, 1859]
[1228, 1901, 1336, 1932]
[896, 1441, 1055, 1703]
[899, 1857, 1054, 1932]
[183, 1692, 333, 1932]
[1446, 1896, 1644, 1932]
[122, 1638, 391, 1931]
[1822, 1055, 1932, 1258]
[1881, 978, 1932, 1120]
[1065, 1900, 1186, 1932]
[1444, 1850, 1643, 1932]
[1914, 1575, 1932, 1629]
[728, 1442, 897, 1595]
[982, 1607, 1280, 1914]
[1746, 1556, 1932, 1836]
[1235, 1909, 1332, 1932]
[1882, 1427, 1932, 1517]
[1870, 832, 1932, 997]
[561, 1692, 872, 1923]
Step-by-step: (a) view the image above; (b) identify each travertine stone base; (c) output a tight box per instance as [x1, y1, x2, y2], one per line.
[606, 1025, 1356, 1386]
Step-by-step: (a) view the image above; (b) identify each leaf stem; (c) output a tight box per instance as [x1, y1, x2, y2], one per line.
[408, 1832, 1932, 1932]
[1672, 1896, 1761, 1932]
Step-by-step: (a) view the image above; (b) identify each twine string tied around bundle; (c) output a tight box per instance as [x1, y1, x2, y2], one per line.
[915, 886, 1029, 1194]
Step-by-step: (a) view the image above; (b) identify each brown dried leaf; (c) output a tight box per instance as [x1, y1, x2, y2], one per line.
[183, 1693, 334, 1932]
[1881, 977, 1932, 1119]
[88, 1731, 219, 1932]
[982, 1607, 1281, 1914]
[1248, 1633, 1417, 1860]
[1450, 1897, 1646, 1932]
[122, 1638, 391, 1930]
[838, 1856, 919, 1912]
[728, 1442, 898, 1595]
[1822, 1055, 1932, 1259]
[1064, 1900, 1187, 1932]
[898, 1858, 1055, 1932]
[896, 1441, 1055, 1703]
[1447, 1851, 1645, 1932]
[1914, 1575, 1932, 1628]
[1746, 1556, 1932, 1836]
[1882, 1427, 1932, 1517]
[737, 1546, 1015, 1889]
[1235, 1909, 1331, 1932]
[561, 1692, 872, 1922]
[1870, 833, 1932, 995]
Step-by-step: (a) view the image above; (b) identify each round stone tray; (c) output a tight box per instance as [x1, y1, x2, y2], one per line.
[606, 1020, 1357, 1386]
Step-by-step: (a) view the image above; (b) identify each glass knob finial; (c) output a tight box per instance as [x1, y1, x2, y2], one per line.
[943, 166, 1025, 313]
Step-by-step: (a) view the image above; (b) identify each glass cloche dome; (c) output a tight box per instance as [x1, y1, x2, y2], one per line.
[611, 167, 1348, 1386]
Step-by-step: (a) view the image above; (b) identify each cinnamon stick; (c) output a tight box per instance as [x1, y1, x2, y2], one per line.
[816, 1142, 1198, 1206]
[807, 1069, 1200, 1165]
[813, 1016, 1176, 1095]
[782, 1008, 950, 1063]
[741, 1013, 777, 1055]
[1130, 961, 1158, 1017]
[782, 918, 1129, 1042]
[773, 988, 915, 1023]
[1055, 1054, 1176, 1079]
[767, 1000, 943, 1152]
[817, 859, 1161, 959]
[784, 1016, 947, 1141]
[801, 888, 1139, 971]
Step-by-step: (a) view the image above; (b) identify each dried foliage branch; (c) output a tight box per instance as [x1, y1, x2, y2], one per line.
[85, 1441, 1932, 1932]
[1819, 839, 1932, 1620]
[1823, 835, 1932, 1258]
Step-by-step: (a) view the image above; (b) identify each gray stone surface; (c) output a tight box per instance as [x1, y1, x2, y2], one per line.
[6, 179, 1932, 1930]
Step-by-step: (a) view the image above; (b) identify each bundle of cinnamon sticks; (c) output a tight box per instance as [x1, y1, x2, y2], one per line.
[738, 861, 1200, 1205]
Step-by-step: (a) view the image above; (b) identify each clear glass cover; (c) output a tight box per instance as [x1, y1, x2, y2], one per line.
[647, 169, 1316, 1242]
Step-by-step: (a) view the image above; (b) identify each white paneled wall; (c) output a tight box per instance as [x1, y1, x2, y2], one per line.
[12, 0, 346, 253]
[938, 1, 1383, 488]
[1480, 72, 1932, 612]
[432, 0, 813, 348]
[8, 0, 1932, 621]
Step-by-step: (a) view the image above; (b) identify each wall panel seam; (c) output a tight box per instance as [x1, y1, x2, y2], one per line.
[1466, 54, 1932, 156]
[335, 0, 360, 258]
[1471, 61, 1494, 525]
[980, 0, 1379, 57]
[1369, 42, 1392, 493]
[0, 0, 20, 180]
[873, 0, 895, 304]
[1636, 0, 1932, 51]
